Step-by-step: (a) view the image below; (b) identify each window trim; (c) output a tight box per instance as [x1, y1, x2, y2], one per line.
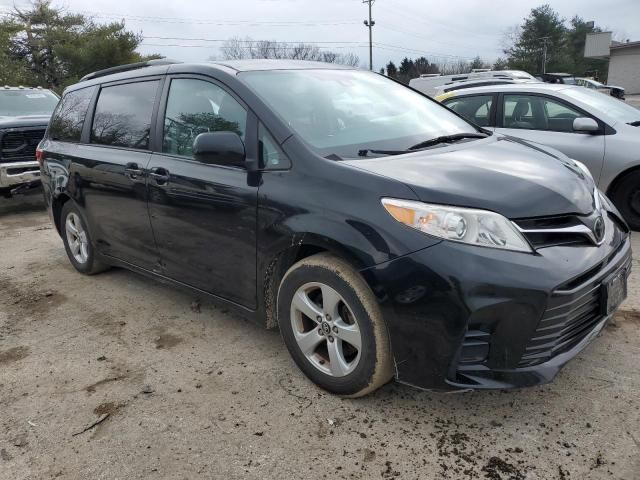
[442, 93, 498, 128]
[154, 74, 258, 170]
[258, 122, 292, 171]
[496, 92, 607, 135]
[87, 76, 165, 152]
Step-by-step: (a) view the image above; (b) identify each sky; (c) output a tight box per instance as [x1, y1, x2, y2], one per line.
[1, 0, 639, 70]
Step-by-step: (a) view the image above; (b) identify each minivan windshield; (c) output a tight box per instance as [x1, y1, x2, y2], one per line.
[0, 89, 59, 117]
[241, 69, 480, 157]
[563, 86, 640, 124]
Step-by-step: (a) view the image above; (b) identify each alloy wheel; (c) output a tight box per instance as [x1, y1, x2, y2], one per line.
[65, 212, 89, 264]
[290, 282, 362, 377]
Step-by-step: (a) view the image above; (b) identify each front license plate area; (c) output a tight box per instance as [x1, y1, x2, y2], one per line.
[604, 269, 627, 315]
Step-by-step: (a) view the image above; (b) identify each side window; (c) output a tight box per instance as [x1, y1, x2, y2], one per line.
[541, 98, 582, 132]
[91, 81, 159, 149]
[503, 95, 535, 129]
[504, 94, 583, 133]
[444, 95, 493, 127]
[163, 78, 247, 158]
[259, 124, 290, 169]
[49, 87, 94, 142]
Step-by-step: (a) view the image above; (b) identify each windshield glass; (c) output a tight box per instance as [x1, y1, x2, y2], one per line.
[0, 89, 59, 116]
[563, 87, 640, 124]
[240, 69, 478, 157]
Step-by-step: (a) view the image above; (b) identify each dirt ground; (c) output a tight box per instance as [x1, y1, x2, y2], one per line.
[1, 194, 639, 480]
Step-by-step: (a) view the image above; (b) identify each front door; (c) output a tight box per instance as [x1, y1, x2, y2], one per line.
[147, 76, 258, 308]
[73, 79, 162, 271]
[495, 93, 606, 181]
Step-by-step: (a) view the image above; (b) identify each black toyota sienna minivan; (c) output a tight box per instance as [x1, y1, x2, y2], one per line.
[39, 59, 631, 396]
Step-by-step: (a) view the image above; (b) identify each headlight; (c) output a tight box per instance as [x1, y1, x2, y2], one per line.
[382, 198, 532, 253]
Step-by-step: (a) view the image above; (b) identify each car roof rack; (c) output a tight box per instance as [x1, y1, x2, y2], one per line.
[79, 59, 182, 82]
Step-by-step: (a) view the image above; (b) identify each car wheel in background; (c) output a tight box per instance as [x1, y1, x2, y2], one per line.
[277, 253, 393, 397]
[61, 202, 109, 275]
[611, 170, 640, 231]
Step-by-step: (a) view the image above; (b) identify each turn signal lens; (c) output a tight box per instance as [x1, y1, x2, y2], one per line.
[382, 198, 532, 253]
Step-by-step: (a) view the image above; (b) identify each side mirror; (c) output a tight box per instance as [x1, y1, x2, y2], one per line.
[192, 131, 246, 167]
[573, 117, 600, 133]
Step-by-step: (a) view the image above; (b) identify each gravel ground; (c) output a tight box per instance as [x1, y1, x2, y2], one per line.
[1, 195, 639, 480]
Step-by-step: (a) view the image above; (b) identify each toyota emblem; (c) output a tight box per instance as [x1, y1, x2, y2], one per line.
[593, 216, 605, 243]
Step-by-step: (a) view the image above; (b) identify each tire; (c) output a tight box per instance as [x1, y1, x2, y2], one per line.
[277, 253, 393, 397]
[60, 202, 109, 275]
[610, 170, 640, 231]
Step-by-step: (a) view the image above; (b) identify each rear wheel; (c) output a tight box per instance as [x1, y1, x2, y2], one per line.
[278, 253, 393, 397]
[61, 202, 109, 275]
[610, 170, 640, 230]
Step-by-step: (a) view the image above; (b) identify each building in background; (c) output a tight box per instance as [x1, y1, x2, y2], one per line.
[585, 32, 640, 94]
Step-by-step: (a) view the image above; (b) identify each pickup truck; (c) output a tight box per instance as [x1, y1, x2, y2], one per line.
[0, 86, 59, 198]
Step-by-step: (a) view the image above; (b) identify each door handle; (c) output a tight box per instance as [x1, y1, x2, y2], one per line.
[124, 163, 144, 178]
[149, 167, 170, 185]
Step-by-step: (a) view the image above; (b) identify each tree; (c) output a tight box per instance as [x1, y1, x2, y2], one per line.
[220, 36, 359, 67]
[397, 57, 415, 84]
[504, 4, 566, 73]
[385, 61, 398, 78]
[564, 16, 608, 79]
[492, 57, 509, 70]
[469, 56, 489, 70]
[0, 1, 157, 89]
[503, 5, 610, 77]
[413, 56, 439, 75]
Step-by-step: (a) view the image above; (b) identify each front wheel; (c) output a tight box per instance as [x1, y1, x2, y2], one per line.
[611, 170, 640, 230]
[61, 202, 109, 275]
[277, 253, 393, 397]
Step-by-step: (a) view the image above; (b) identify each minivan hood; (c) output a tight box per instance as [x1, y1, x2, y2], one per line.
[344, 135, 594, 219]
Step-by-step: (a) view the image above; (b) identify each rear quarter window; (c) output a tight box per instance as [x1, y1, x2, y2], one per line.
[49, 87, 95, 142]
[91, 80, 160, 150]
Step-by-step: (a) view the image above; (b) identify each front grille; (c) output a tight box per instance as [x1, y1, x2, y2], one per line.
[519, 248, 632, 367]
[514, 214, 593, 248]
[0, 129, 46, 162]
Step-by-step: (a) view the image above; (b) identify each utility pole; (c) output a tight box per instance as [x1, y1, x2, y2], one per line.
[540, 36, 551, 74]
[363, 0, 375, 70]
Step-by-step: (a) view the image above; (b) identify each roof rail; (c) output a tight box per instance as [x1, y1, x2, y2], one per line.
[79, 59, 182, 82]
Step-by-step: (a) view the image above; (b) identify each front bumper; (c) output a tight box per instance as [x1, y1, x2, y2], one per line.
[0, 160, 41, 190]
[361, 211, 631, 390]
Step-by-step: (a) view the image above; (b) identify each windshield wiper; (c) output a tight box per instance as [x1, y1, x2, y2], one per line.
[358, 132, 488, 157]
[628, 120, 640, 127]
[407, 132, 489, 150]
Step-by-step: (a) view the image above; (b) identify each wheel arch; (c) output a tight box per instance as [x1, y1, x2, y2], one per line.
[606, 164, 640, 198]
[261, 233, 369, 330]
[51, 193, 72, 236]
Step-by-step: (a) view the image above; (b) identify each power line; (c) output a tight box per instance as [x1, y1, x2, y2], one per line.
[141, 42, 368, 50]
[373, 42, 473, 60]
[145, 36, 366, 45]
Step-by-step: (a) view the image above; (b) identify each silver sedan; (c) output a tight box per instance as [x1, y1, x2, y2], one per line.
[437, 83, 640, 229]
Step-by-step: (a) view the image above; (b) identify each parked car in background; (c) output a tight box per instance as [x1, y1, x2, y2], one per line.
[39, 60, 630, 396]
[432, 78, 537, 97]
[409, 69, 537, 97]
[0, 86, 59, 198]
[575, 77, 625, 100]
[437, 83, 640, 229]
[539, 73, 577, 84]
